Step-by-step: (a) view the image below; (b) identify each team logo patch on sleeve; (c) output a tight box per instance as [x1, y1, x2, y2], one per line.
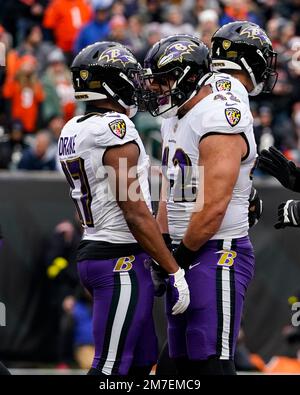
[109, 119, 127, 139]
[216, 79, 232, 92]
[225, 108, 241, 127]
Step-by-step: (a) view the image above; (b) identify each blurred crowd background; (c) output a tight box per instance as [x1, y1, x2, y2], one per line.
[0, 0, 300, 170]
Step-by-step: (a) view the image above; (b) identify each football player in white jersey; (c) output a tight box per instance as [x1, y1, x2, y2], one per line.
[140, 31, 277, 375]
[58, 41, 190, 375]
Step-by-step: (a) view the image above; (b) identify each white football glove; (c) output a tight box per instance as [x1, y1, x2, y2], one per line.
[168, 268, 190, 315]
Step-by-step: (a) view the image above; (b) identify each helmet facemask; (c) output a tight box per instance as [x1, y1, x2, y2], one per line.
[138, 35, 211, 118]
[139, 65, 207, 118]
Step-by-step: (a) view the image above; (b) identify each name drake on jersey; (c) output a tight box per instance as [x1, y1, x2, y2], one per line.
[58, 135, 77, 156]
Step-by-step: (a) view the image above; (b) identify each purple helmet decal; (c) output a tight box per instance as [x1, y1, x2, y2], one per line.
[157, 41, 197, 68]
[99, 47, 137, 67]
[239, 25, 271, 46]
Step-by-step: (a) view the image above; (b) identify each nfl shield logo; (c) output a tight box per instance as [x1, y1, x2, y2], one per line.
[225, 108, 241, 127]
[109, 119, 127, 139]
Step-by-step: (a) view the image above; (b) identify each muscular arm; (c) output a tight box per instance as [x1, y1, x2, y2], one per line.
[182, 134, 247, 251]
[103, 142, 179, 274]
[156, 175, 169, 234]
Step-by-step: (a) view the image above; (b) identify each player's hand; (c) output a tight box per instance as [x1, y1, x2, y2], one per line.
[274, 200, 300, 229]
[173, 241, 197, 271]
[150, 260, 168, 297]
[259, 146, 300, 192]
[248, 187, 263, 227]
[168, 268, 190, 315]
[148, 233, 173, 297]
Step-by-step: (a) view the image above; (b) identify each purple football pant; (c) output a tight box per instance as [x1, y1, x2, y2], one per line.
[167, 236, 255, 361]
[77, 252, 158, 375]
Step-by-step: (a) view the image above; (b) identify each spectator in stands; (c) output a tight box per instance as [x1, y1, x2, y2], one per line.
[44, 217, 82, 368]
[43, 0, 93, 63]
[196, 9, 219, 47]
[139, 0, 165, 24]
[18, 130, 57, 170]
[127, 15, 146, 55]
[219, 0, 262, 26]
[292, 102, 300, 149]
[111, 0, 126, 17]
[5, 24, 55, 80]
[0, 119, 29, 169]
[47, 115, 65, 143]
[104, 14, 132, 47]
[42, 48, 76, 124]
[2, 54, 44, 134]
[254, 106, 275, 152]
[72, 289, 94, 369]
[0, 24, 13, 53]
[183, 0, 220, 28]
[0, 0, 47, 45]
[74, 0, 113, 55]
[135, 22, 161, 63]
[160, 5, 194, 37]
[46, 115, 65, 171]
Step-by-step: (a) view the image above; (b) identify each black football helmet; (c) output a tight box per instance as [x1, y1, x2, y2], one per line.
[71, 41, 141, 118]
[140, 34, 211, 118]
[211, 21, 278, 96]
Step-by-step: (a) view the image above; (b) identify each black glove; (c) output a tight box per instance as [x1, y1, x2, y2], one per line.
[274, 200, 300, 229]
[248, 187, 263, 228]
[259, 146, 300, 192]
[149, 233, 172, 297]
[173, 241, 198, 271]
[150, 261, 168, 296]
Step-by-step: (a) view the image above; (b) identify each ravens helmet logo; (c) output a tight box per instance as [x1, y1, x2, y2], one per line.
[157, 41, 197, 68]
[99, 48, 136, 67]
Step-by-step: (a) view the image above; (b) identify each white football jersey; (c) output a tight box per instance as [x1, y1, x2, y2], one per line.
[161, 73, 257, 243]
[58, 111, 151, 244]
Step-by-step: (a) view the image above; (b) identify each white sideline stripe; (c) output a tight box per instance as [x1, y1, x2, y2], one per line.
[220, 239, 232, 360]
[220, 266, 231, 360]
[222, 239, 232, 251]
[102, 272, 132, 375]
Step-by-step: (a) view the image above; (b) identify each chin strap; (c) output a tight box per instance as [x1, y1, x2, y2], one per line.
[240, 57, 263, 96]
[102, 80, 137, 118]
